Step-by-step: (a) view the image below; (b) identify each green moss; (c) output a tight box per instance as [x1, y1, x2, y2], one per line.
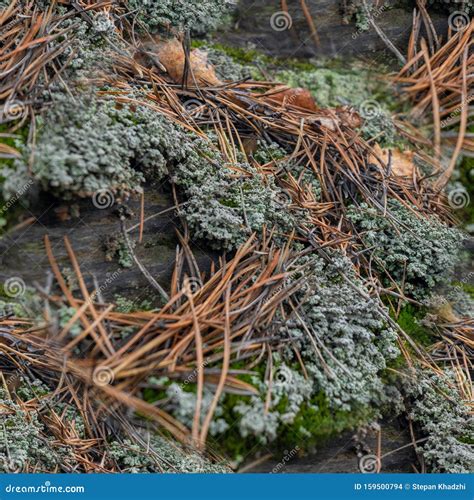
[0, 124, 31, 231]
[395, 305, 433, 347]
[459, 282, 474, 299]
[113, 295, 154, 313]
[191, 42, 353, 81]
[1, 375, 228, 473]
[276, 392, 374, 450]
[455, 156, 474, 228]
[209, 389, 374, 462]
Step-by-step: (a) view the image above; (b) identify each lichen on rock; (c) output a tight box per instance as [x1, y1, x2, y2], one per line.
[406, 370, 474, 473]
[347, 201, 464, 299]
[126, 0, 235, 34]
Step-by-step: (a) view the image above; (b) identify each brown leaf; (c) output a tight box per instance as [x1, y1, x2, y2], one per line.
[334, 106, 363, 129]
[151, 38, 221, 86]
[370, 144, 415, 177]
[265, 86, 317, 112]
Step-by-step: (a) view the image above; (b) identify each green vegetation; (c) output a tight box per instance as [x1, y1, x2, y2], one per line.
[394, 305, 433, 347]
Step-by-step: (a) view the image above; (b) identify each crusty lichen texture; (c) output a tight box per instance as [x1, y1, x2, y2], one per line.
[406, 370, 474, 473]
[0, 378, 228, 473]
[347, 201, 463, 299]
[159, 253, 400, 461]
[4, 92, 299, 251]
[126, 0, 234, 33]
[0, 382, 73, 473]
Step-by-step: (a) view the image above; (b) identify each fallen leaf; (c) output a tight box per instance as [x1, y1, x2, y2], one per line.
[434, 302, 461, 323]
[369, 144, 415, 177]
[144, 37, 221, 86]
[334, 106, 363, 129]
[265, 86, 318, 112]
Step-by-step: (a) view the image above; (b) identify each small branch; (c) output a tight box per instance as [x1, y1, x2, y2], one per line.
[120, 219, 170, 303]
[362, 0, 406, 66]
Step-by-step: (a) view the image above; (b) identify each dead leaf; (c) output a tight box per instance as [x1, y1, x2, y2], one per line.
[145, 37, 221, 87]
[309, 116, 338, 131]
[435, 302, 461, 323]
[369, 144, 415, 177]
[335, 106, 363, 129]
[265, 86, 317, 112]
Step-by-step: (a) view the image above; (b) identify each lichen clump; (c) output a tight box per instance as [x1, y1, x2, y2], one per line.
[126, 0, 234, 33]
[0, 378, 228, 473]
[3, 96, 158, 199]
[109, 436, 229, 473]
[164, 253, 399, 456]
[278, 254, 399, 411]
[1, 0, 472, 474]
[406, 370, 474, 473]
[0, 381, 73, 473]
[348, 201, 463, 298]
[3, 92, 299, 250]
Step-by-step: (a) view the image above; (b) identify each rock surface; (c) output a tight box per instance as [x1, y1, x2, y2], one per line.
[0, 187, 217, 304]
[218, 0, 448, 60]
[246, 419, 417, 473]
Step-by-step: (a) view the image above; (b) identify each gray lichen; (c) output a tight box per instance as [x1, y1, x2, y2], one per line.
[126, 0, 234, 34]
[347, 201, 464, 299]
[0, 377, 228, 473]
[0, 381, 73, 473]
[278, 254, 399, 412]
[166, 384, 230, 437]
[4, 92, 299, 250]
[233, 364, 313, 444]
[3, 96, 150, 200]
[165, 254, 399, 449]
[406, 370, 474, 473]
[109, 435, 229, 473]
[176, 158, 298, 250]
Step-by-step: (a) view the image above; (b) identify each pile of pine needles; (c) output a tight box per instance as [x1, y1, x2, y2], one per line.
[0, 231, 307, 461]
[395, 16, 473, 188]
